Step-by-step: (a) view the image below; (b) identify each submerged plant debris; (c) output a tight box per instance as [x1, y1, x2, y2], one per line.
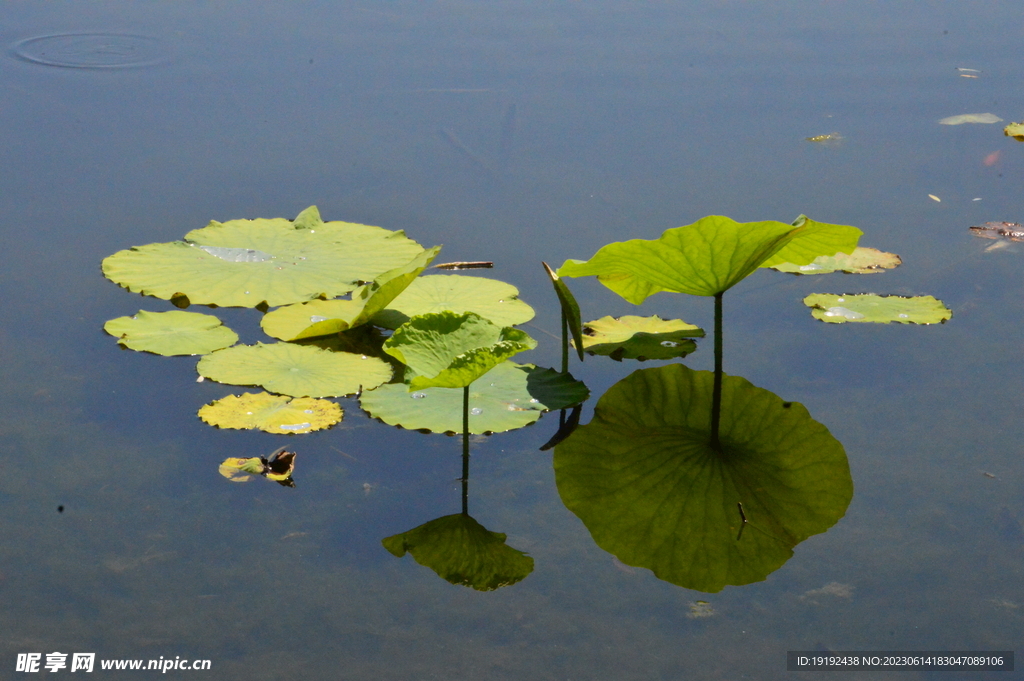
[970, 222, 1024, 242]
[938, 113, 1002, 125]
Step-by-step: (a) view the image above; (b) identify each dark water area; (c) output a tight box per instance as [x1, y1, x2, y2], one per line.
[2, 1, 1023, 678]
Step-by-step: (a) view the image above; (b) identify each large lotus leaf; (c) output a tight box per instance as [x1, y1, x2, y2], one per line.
[198, 392, 343, 434]
[261, 246, 443, 341]
[370, 275, 535, 329]
[557, 216, 860, 302]
[383, 312, 537, 390]
[101, 206, 425, 308]
[103, 310, 238, 356]
[360, 362, 589, 434]
[578, 315, 704, 361]
[803, 293, 952, 324]
[554, 364, 852, 593]
[197, 342, 391, 397]
[542, 262, 585, 362]
[768, 246, 902, 275]
[382, 514, 534, 591]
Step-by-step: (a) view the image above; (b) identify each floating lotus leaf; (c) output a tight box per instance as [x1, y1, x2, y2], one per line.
[382, 514, 534, 591]
[554, 364, 852, 592]
[803, 293, 952, 324]
[768, 246, 902, 275]
[360, 362, 589, 434]
[1004, 122, 1024, 141]
[103, 310, 238, 356]
[371, 275, 535, 329]
[260, 247, 442, 340]
[101, 206, 425, 308]
[383, 312, 537, 390]
[543, 262, 585, 362]
[219, 457, 265, 482]
[938, 113, 1002, 125]
[197, 342, 391, 397]
[198, 392, 342, 434]
[219, 448, 297, 486]
[578, 315, 704, 361]
[557, 216, 861, 302]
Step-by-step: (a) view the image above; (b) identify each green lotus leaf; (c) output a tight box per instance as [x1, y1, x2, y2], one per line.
[219, 456, 266, 482]
[370, 275, 535, 329]
[382, 514, 534, 591]
[1004, 122, 1024, 141]
[198, 392, 343, 434]
[769, 246, 902, 275]
[557, 215, 860, 302]
[383, 312, 537, 390]
[360, 362, 589, 434]
[578, 315, 704, 361]
[197, 342, 391, 397]
[554, 364, 852, 592]
[103, 310, 238, 356]
[101, 206, 425, 308]
[803, 293, 952, 324]
[262, 247, 444, 341]
[543, 262, 585, 362]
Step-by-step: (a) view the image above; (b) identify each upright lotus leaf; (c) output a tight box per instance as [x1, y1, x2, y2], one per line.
[554, 364, 852, 593]
[197, 342, 391, 397]
[383, 312, 536, 391]
[101, 206, 425, 308]
[370, 275, 535, 329]
[103, 310, 238, 356]
[578, 315, 704, 361]
[803, 293, 952, 324]
[360, 362, 588, 434]
[557, 215, 860, 302]
[542, 262, 585, 362]
[768, 246, 902, 275]
[260, 246, 443, 341]
[198, 392, 343, 434]
[382, 514, 534, 591]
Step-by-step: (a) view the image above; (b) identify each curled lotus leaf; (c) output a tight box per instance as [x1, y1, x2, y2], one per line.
[198, 392, 343, 434]
[360, 362, 589, 434]
[769, 247, 902, 275]
[197, 342, 391, 397]
[578, 315, 704, 361]
[371, 275, 535, 329]
[803, 293, 952, 324]
[557, 215, 860, 302]
[103, 310, 238, 356]
[101, 206, 425, 308]
[382, 514, 533, 591]
[219, 457, 266, 482]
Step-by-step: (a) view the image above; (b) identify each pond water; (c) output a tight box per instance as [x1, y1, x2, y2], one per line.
[3, 1, 1023, 679]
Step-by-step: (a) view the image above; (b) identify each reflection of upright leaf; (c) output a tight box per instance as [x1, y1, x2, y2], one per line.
[383, 312, 536, 390]
[382, 514, 534, 591]
[557, 216, 860, 301]
[543, 262, 585, 361]
[554, 364, 852, 593]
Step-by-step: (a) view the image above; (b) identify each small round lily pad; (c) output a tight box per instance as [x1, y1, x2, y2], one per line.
[197, 342, 392, 397]
[803, 293, 952, 324]
[578, 315, 703, 361]
[199, 392, 343, 434]
[1004, 122, 1024, 141]
[769, 247, 902, 275]
[370, 275, 535, 329]
[103, 310, 238, 356]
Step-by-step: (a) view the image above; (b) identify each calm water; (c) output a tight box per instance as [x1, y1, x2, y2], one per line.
[3, 1, 1024, 678]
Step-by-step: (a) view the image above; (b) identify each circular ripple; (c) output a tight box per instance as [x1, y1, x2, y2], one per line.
[11, 33, 166, 69]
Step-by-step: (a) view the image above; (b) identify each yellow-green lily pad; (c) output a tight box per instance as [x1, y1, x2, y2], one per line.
[103, 310, 238, 356]
[803, 293, 952, 324]
[769, 247, 902, 275]
[370, 275, 535, 329]
[1004, 122, 1024, 141]
[219, 457, 266, 482]
[198, 392, 343, 434]
[197, 342, 392, 397]
[577, 315, 704, 361]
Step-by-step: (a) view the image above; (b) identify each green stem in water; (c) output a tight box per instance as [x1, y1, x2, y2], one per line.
[560, 307, 569, 374]
[462, 385, 470, 516]
[710, 292, 723, 452]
